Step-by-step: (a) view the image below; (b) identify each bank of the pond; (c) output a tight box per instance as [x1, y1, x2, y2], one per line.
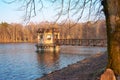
[36, 53, 108, 80]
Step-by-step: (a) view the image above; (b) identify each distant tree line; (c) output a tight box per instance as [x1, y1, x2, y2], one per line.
[0, 22, 37, 42]
[59, 20, 106, 39]
[0, 20, 106, 43]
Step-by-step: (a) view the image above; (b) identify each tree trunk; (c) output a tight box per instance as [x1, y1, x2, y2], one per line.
[102, 0, 120, 75]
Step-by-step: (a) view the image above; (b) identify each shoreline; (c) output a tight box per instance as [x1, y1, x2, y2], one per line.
[36, 52, 108, 80]
[0, 42, 37, 44]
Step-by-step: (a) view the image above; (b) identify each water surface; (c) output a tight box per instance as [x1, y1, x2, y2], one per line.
[0, 43, 106, 80]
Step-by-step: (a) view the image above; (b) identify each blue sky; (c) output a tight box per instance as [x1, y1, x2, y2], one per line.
[0, 1, 56, 24]
[0, 0, 104, 24]
[0, 1, 23, 23]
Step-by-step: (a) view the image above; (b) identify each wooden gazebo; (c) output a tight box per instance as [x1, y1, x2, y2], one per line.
[36, 27, 60, 51]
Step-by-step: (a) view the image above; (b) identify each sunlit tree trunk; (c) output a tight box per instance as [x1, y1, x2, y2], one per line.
[102, 0, 120, 75]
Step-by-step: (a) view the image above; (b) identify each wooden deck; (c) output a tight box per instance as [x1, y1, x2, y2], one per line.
[36, 44, 56, 49]
[36, 39, 107, 51]
[55, 39, 107, 47]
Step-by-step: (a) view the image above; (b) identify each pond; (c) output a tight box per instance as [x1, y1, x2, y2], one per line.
[0, 43, 106, 80]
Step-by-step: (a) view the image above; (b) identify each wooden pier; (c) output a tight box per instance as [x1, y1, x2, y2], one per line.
[36, 27, 107, 51]
[55, 39, 107, 47]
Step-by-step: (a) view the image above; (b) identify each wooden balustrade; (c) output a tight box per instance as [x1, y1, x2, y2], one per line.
[55, 39, 107, 47]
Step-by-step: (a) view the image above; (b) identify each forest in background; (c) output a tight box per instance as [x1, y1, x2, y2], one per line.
[0, 20, 106, 43]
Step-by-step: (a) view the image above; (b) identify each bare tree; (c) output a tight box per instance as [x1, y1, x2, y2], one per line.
[3, 0, 120, 76]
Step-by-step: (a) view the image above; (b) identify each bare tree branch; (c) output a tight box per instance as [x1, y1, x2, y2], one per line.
[3, 0, 103, 24]
[2, 0, 16, 4]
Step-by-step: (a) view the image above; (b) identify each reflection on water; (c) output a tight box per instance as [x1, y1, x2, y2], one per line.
[36, 50, 60, 75]
[0, 43, 107, 80]
[37, 51, 59, 67]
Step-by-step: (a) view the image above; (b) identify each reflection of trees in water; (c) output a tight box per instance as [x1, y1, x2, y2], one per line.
[36, 50, 60, 75]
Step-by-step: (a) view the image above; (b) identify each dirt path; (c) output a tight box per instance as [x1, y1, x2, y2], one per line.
[36, 53, 108, 80]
